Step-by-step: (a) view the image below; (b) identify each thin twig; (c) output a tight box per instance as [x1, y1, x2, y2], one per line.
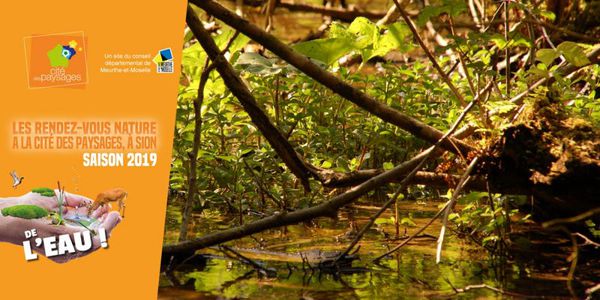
[336, 82, 491, 263]
[448, 17, 476, 96]
[542, 207, 600, 228]
[504, 1, 511, 96]
[373, 201, 449, 262]
[393, 0, 468, 106]
[572, 232, 600, 248]
[436, 157, 478, 263]
[447, 283, 539, 298]
[586, 283, 600, 300]
[220, 245, 276, 276]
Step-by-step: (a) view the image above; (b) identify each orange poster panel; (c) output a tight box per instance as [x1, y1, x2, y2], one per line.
[0, 1, 185, 299]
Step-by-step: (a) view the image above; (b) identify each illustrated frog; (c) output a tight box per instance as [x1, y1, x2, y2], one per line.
[87, 188, 127, 218]
[49, 211, 65, 226]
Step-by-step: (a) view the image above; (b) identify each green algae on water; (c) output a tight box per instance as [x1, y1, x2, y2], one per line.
[31, 187, 55, 197]
[1, 205, 49, 219]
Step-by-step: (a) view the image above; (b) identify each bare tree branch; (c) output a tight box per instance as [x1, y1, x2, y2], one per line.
[186, 4, 314, 191]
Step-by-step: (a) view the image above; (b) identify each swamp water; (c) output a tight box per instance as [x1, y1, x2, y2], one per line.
[159, 202, 581, 299]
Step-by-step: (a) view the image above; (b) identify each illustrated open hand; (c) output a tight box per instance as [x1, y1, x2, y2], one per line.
[0, 191, 121, 263]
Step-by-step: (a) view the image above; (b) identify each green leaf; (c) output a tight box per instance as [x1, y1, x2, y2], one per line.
[347, 17, 379, 49]
[489, 34, 508, 49]
[400, 217, 417, 227]
[371, 22, 412, 59]
[417, 0, 467, 26]
[556, 41, 591, 67]
[375, 217, 394, 225]
[214, 28, 250, 54]
[485, 100, 517, 114]
[383, 161, 394, 170]
[293, 38, 355, 65]
[536, 48, 560, 66]
[539, 10, 556, 22]
[418, 6, 444, 26]
[328, 22, 353, 40]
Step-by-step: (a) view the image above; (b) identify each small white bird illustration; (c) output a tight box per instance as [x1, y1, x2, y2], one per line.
[10, 170, 24, 188]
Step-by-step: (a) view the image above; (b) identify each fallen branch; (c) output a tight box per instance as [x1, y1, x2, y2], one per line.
[587, 283, 600, 300]
[220, 245, 277, 276]
[163, 147, 434, 255]
[276, 1, 386, 22]
[188, 4, 474, 191]
[542, 207, 600, 228]
[572, 232, 600, 248]
[180, 57, 211, 242]
[222, 0, 388, 22]
[187, 5, 313, 190]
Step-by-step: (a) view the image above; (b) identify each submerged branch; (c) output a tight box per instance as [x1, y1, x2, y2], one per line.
[164, 149, 441, 255]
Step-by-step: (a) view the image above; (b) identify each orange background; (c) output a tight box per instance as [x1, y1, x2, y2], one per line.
[0, 1, 185, 299]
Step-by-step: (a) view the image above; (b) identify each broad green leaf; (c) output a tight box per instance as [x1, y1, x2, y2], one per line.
[213, 28, 250, 54]
[400, 217, 417, 227]
[375, 217, 393, 225]
[536, 48, 559, 66]
[539, 10, 556, 22]
[489, 34, 508, 49]
[347, 17, 379, 49]
[328, 22, 353, 40]
[369, 22, 412, 60]
[418, 6, 444, 26]
[293, 38, 355, 65]
[557, 41, 591, 67]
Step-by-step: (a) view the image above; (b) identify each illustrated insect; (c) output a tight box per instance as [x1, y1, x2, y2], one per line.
[87, 188, 127, 218]
[9, 170, 24, 188]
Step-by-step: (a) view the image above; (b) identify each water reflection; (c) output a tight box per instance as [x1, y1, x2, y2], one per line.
[160, 201, 581, 299]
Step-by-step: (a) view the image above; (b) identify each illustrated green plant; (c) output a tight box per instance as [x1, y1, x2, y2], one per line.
[54, 182, 66, 226]
[1, 205, 49, 219]
[31, 187, 55, 197]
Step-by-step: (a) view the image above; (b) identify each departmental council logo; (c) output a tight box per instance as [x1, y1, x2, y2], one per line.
[153, 48, 174, 73]
[24, 31, 88, 88]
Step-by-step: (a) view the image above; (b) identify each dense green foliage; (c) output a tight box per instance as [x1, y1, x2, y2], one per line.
[171, 1, 599, 251]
